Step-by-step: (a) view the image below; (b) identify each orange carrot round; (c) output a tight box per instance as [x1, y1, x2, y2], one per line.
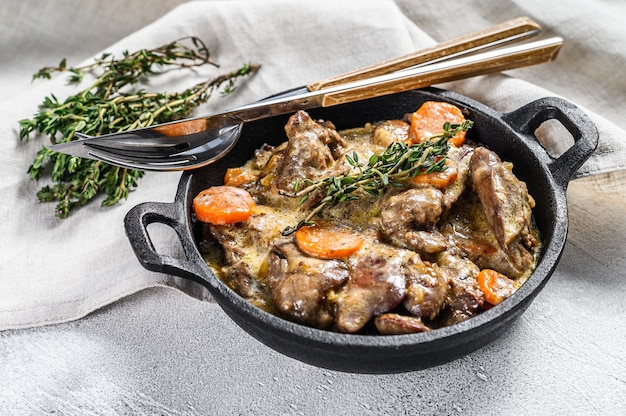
[410, 158, 458, 189]
[295, 222, 363, 259]
[477, 269, 518, 306]
[224, 167, 257, 187]
[193, 186, 255, 225]
[409, 101, 467, 147]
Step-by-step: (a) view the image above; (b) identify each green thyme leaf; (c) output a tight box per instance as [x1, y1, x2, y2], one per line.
[19, 36, 261, 218]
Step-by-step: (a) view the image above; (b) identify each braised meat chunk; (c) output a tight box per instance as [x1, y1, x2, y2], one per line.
[470, 147, 539, 275]
[274, 110, 346, 192]
[403, 253, 448, 320]
[195, 102, 541, 335]
[268, 241, 349, 328]
[335, 243, 408, 333]
[208, 223, 256, 298]
[437, 251, 484, 325]
[375, 313, 431, 335]
[207, 207, 286, 305]
[380, 188, 448, 254]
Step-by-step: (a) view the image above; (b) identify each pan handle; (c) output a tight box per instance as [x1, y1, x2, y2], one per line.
[501, 97, 598, 188]
[124, 201, 209, 285]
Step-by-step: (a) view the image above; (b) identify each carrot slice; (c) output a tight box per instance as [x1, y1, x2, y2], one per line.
[193, 186, 255, 225]
[224, 167, 257, 187]
[295, 222, 363, 259]
[476, 269, 518, 306]
[410, 158, 458, 189]
[409, 101, 467, 147]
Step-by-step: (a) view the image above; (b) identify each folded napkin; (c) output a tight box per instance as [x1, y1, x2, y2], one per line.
[1, 0, 625, 330]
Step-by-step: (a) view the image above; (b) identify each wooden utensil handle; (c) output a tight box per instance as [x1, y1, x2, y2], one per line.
[307, 17, 541, 91]
[319, 37, 562, 107]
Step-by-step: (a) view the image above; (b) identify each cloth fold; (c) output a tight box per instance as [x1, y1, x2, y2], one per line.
[1, 0, 625, 330]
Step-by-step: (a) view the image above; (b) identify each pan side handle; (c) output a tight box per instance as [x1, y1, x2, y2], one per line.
[501, 97, 598, 188]
[124, 201, 210, 285]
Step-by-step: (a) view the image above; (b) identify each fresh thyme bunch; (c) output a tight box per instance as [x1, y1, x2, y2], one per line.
[282, 120, 473, 235]
[19, 36, 260, 218]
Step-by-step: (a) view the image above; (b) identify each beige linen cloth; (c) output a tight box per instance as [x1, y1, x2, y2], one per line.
[1, 0, 625, 330]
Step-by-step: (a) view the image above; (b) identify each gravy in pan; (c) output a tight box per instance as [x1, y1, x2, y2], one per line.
[195, 103, 541, 334]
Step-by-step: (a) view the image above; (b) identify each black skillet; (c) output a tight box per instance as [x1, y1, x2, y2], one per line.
[124, 87, 597, 373]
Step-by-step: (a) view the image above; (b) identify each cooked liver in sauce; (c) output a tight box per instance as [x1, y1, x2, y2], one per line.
[197, 107, 540, 334]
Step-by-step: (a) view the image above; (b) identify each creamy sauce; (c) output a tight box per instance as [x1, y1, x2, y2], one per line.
[198, 111, 541, 334]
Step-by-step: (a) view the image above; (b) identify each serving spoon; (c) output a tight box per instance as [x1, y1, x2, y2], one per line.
[50, 18, 562, 171]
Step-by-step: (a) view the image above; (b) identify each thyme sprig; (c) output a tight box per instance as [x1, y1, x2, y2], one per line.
[281, 120, 473, 235]
[19, 36, 260, 218]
